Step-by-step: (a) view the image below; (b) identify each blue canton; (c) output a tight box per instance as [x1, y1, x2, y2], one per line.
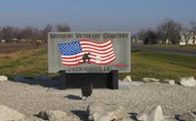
[58, 41, 82, 56]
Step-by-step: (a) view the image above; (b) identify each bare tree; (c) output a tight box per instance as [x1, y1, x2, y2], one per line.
[1, 26, 16, 42]
[44, 24, 53, 33]
[138, 29, 158, 44]
[56, 24, 71, 32]
[157, 19, 182, 44]
[0, 23, 71, 43]
[42, 24, 53, 43]
[21, 26, 38, 43]
[190, 21, 196, 44]
[190, 21, 196, 31]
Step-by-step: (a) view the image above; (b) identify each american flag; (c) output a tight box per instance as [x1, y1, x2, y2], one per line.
[58, 39, 116, 66]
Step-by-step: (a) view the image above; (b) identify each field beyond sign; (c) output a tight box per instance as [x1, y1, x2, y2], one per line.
[131, 50, 196, 81]
[0, 44, 196, 81]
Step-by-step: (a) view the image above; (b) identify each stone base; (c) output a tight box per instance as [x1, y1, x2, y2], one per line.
[59, 70, 119, 89]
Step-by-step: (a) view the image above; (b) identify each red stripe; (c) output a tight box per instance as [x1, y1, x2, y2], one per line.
[62, 50, 114, 59]
[81, 46, 113, 52]
[80, 41, 112, 48]
[79, 39, 111, 44]
[96, 55, 115, 62]
[90, 52, 115, 58]
[82, 49, 114, 55]
[62, 63, 83, 66]
[87, 49, 115, 56]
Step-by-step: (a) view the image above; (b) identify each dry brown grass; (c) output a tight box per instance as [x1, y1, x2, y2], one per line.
[0, 48, 48, 77]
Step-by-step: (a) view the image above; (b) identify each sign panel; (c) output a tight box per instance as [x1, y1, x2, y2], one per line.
[48, 32, 131, 73]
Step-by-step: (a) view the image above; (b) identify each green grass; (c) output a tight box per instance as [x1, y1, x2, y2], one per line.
[130, 50, 196, 81]
[0, 48, 196, 82]
[146, 44, 196, 50]
[0, 49, 48, 78]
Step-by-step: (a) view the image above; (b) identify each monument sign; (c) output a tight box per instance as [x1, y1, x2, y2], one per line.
[48, 32, 131, 73]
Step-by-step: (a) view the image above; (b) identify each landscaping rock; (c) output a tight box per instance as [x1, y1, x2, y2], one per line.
[137, 105, 164, 121]
[179, 111, 196, 121]
[38, 110, 79, 121]
[0, 75, 8, 82]
[168, 80, 175, 85]
[163, 79, 175, 85]
[0, 105, 25, 121]
[179, 77, 196, 87]
[111, 106, 129, 120]
[122, 76, 132, 82]
[143, 78, 160, 83]
[87, 103, 128, 121]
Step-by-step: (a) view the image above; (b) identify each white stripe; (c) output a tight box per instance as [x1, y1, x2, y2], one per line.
[100, 54, 115, 60]
[88, 53, 115, 60]
[80, 40, 111, 46]
[91, 51, 114, 57]
[62, 61, 80, 65]
[62, 51, 115, 58]
[83, 47, 113, 53]
[81, 44, 112, 50]
[89, 54, 115, 61]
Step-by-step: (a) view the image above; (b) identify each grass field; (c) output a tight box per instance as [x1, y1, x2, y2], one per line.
[0, 47, 196, 81]
[0, 43, 45, 54]
[130, 50, 196, 81]
[0, 48, 48, 77]
[146, 44, 196, 50]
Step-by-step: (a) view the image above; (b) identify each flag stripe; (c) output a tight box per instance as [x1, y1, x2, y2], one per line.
[88, 51, 115, 58]
[62, 57, 116, 65]
[80, 39, 111, 46]
[82, 47, 113, 54]
[80, 41, 112, 48]
[62, 53, 115, 62]
[62, 51, 115, 59]
[62, 53, 84, 58]
[81, 44, 112, 50]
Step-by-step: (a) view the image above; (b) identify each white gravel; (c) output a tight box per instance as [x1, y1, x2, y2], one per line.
[0, 80, 196, 120]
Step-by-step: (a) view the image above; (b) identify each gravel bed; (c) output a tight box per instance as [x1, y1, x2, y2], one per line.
[0, 81, 196, 119]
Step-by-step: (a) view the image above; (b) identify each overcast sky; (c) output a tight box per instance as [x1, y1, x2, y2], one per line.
[0, 0, 196, 33]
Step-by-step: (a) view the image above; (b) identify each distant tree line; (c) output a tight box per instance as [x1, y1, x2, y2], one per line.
[0, 23, 71, 43]
[136, 19, 196, 44]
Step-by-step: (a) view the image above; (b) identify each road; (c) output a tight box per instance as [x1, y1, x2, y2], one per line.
[132, 44, 196, 56]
